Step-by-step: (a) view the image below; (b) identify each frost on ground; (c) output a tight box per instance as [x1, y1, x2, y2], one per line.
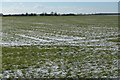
[1, 16, 119, 78]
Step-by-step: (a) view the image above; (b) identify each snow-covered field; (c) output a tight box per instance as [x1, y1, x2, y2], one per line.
[1, 16, 119, 78]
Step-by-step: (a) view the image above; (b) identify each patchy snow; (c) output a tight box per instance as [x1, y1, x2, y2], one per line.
[16, 34, 52, 43]
[33, 22, 53, 25]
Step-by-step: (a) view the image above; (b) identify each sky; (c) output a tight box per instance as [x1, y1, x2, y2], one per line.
[1, 1, 119, 14]
[1, 0, 120, 2]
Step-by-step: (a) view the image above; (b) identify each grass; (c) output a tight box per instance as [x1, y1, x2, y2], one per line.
[1, 15, 119, 78]
[2, 45, 118, 78]
[107, 38, 120, 42]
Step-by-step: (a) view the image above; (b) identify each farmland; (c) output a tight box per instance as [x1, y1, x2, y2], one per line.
[1, 16, 119, 78]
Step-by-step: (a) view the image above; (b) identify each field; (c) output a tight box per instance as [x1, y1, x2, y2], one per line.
[1, 16, 119, 78]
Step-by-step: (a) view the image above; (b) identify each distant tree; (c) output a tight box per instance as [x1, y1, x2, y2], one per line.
[54, 12, 58, 16]
[21, 13, 25, 16]
[26, 13, 28, 16]
[30, 13, 33, 16]
[51, 12, 54, 16]
[44, 12, 47, 16]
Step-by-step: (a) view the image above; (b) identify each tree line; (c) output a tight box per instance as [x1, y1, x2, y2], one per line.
[0, 12, 120, 16]
[1, 12, 77, 16]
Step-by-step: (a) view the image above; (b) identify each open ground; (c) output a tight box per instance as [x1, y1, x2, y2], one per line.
[1, 16, 119, 78]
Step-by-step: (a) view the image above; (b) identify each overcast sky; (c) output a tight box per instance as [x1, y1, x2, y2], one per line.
[1, 0, 119, 14]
